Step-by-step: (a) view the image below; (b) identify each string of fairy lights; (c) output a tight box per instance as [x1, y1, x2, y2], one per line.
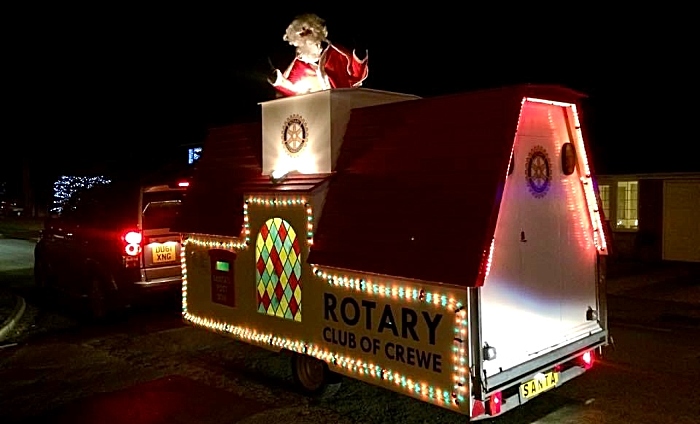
[51, 175, 111, 213]
[180, 195, 469, 410]
[523, 97, 608, 253]
[313, 267, 469, 407]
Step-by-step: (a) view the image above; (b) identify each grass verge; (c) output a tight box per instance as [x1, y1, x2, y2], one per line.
[0, 216, 43, 239]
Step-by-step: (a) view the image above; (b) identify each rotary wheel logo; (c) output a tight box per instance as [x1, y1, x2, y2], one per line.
[281, 114, 308, 155]
[525, 145, 551, 198]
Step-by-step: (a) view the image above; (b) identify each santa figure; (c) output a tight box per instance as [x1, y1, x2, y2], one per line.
[270, 14, 369, 97]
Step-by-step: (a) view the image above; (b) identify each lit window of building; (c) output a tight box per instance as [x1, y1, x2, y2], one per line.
[616, 181, 638, 229]
[598, 184, 610, 221]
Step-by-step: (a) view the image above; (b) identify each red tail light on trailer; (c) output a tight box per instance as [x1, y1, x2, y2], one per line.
[486, 390, 502, 415]
[581, 350, 594, 369]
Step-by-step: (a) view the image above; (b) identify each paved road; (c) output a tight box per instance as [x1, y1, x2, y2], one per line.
[0, 239, 35, 274]
[2, 321, 699, 424]
[2, 238, 699, 423]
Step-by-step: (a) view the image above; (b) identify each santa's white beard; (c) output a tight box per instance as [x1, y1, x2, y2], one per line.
[296, 42, 323, 64]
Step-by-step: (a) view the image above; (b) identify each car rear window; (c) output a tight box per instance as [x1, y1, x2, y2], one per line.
[143, 191, 185, 230]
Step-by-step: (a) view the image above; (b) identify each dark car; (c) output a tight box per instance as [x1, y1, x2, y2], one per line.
[34, 177, 189, 318]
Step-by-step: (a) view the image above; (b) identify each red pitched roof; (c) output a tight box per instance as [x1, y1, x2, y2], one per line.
[307, 84, 586, 287]
[175, 122, 263, 237]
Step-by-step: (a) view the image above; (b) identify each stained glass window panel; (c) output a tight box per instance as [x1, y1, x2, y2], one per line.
[255, 217, 302, 321]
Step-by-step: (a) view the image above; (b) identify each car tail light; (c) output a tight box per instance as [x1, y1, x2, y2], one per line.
[123, 230, 142, 256]
[486, 391, 502, 415]
[177, 181, 189, 187]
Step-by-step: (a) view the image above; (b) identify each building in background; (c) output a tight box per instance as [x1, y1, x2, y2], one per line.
[596, 172, 700, 262]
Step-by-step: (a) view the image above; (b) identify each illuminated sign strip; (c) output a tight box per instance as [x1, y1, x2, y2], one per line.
[314, 267, 468, 407]
[523, 97, 608, 253]
[179, 195, 467, 409]
[181, 259, 467, 409]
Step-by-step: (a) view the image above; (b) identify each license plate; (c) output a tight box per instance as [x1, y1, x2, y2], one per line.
[519, 371, 559, 400]
[151, 242, 177, 263]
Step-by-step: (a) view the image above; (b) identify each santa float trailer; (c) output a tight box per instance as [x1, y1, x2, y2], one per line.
[175, 84, 610, 420]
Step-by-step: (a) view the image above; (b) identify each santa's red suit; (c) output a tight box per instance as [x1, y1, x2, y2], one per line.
[272, 43, 368, 97]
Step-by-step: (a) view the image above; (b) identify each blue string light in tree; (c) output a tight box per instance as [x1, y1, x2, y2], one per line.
[51, 175, 111, 213]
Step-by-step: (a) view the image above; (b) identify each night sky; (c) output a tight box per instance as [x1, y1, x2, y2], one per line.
[2, 5, 697, 198]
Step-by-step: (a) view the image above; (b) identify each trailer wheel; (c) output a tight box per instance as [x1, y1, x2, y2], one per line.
[291, 353, 342, 398]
